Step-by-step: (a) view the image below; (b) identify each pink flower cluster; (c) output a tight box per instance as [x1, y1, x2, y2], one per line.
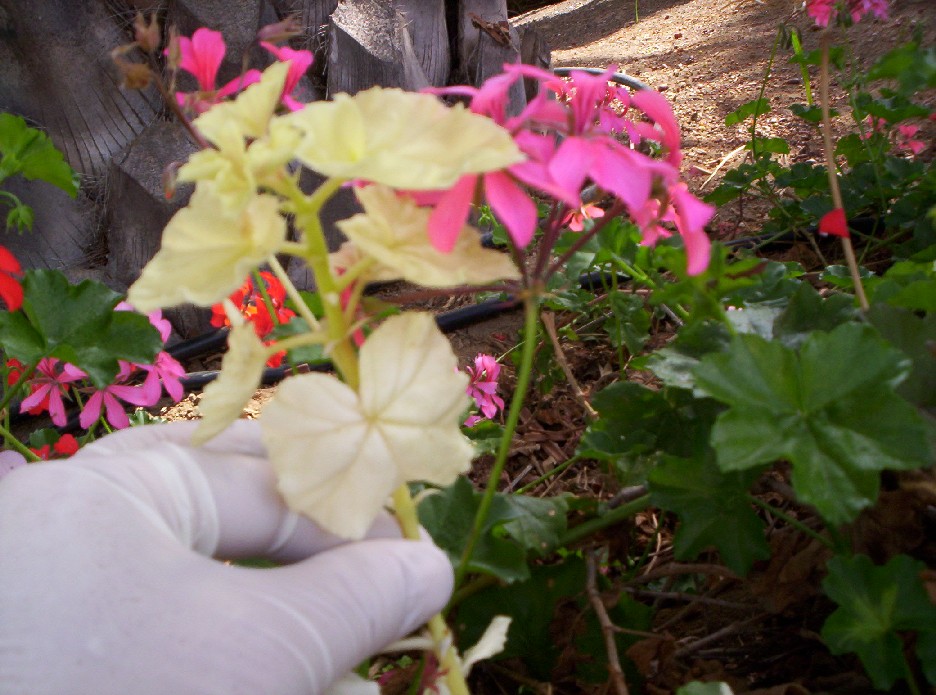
[13, 304, 185, 432]
[860, 115, 928, 156]
[172, 28, 312, 114]
[464, 353, 505, 427]
[806, 0, 889, 28]
[417, 64, 714, 275]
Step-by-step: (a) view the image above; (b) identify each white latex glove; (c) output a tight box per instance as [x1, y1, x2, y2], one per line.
[0, 420, 453, 695]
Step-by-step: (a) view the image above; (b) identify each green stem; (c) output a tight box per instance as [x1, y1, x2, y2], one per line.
[454, 295, 540, 589]
[749, 27, 783, 160]
[0, 421, 40, 461]
[0, 361, 36, 417]
[556, 494, 651, 548]
[515, 455, 580, 495]
[392, 486, 470, 695]
[789, 28, 813, 106]
[267, 256, 320, 332]
[747, 495, 834, 549]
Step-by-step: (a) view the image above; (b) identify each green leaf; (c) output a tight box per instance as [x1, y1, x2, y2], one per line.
[867, 41, 936, 92]
[5, 200, 33, 233]
[603, 292, 649, 355]
[418, 477, 528, 583]
[0, 113, 79, 196]
[463, 418, 505, 456]
[456, 557, 587, 680]
[0, 270, 162, 386]
[746, 136, 790, 154]
[822, 554, 936, 690]
[790, 102, 830, 123]
[866, 304, 936, 407]
[773, 283, 859, 348]
[725, 98, 770, 126]
[694, 324, 932, 524]
[268, 317, 329, 365]
[499, 494, 568, 557]
[649, 455, 769, 575]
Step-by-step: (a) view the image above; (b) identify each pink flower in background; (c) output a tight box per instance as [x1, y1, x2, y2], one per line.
[464, 353, 505, 426]
[172, 28, 261, 113]
[895, 124, 926, 156]
[260, 42, 314, 111]
[806, 0, 888, 27]
[20, 358, 86, 427]
[563, 204, 606, 232]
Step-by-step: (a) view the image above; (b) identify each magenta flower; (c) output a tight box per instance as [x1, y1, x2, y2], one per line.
[260, 42, 314, 111]
[140, 351, 186, 403]
[415, 63, 712, 273]
[896, 124, 926, 156]
[79, 363, 160, 430]
[173, 28, 262, 113]
[806, 0, 888, 27]
[464, 354, 505, 426]
[20, 358, 86, 427]
[115, 301, 172, 342]
[563, 204, 605, 232]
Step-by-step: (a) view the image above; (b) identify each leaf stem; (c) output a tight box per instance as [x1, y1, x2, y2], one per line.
[392, 485, 470, 695]
[557, 494, 651, 548]
[454, 295, 540, 588]
[0, 420, 40, 461]
[747, 494, 834, 549]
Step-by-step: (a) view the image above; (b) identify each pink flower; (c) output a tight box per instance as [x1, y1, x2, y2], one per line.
[806, 0, 838, 27]
[895, 124, 926, 156]
[172, 28, 262, 113]
[260, 42, 314, 111]
[140, 351, 186, 403]
[79, 363, 159, 430]
[20, 358, 86, 427]
[115, 301, 172, 342]
[806, 0, 889, 27]
[464, 354, 505, 426]
[563, 204, 605, 232]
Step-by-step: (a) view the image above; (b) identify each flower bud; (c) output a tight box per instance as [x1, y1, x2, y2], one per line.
[133, 12, 161, 53]
[256, 16, 303, 45]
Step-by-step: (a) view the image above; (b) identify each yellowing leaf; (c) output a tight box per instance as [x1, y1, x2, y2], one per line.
[281, 87, 524, 189]
[193, 319, 269, 445]
[262, 312, 473, 539]
[336, 185, 520, 287]
[128, 184, 286, 311]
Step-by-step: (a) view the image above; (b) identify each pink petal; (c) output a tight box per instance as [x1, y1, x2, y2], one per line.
[427, 175, 478, 253]
[547, 137, 594, 200]
[589, 142, 653, 212]
[216, 69, 263, 99]
[79, 391, 104, 430]
[632, 89, 682, 166]
[102, 392, 131, 430]
[20, 384, 51, 414]
[180, 28, 226, 92]
[485, 171, 538, 249]
[671, 184, 714, 275]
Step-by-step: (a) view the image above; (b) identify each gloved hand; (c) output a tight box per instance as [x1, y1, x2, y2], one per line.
[0, 420, 453, 695]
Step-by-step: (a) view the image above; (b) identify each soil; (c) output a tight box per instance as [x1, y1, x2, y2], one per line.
[160, 3, 936, 692]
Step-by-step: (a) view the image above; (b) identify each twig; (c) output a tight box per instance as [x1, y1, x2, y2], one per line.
[542, 311, 598, 419]
[586, 551, 630, 695]
[630, 563, 739, 585]
[608, 485, 648, 509]
[673, 612, 770, 659]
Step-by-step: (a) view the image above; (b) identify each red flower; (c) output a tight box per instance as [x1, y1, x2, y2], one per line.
[0, 245, 23, 311]
[30, 434, 79, 460]
[819, 208, 849, 238]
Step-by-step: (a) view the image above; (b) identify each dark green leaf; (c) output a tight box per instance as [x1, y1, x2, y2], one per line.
[603, 292, 649, 355]
[867, 41, 936, 92]
[822, 554, 936, 690]
[4, 270, 161, 386]
[649, 455, 768, 575]
[463, 419, 505, 456]
[694, 324, 932, 524]
[456, 557, 586, 679]
[418, 477, 527, 583]
[773, 283, 859, 348]
[5, 201, 33, 233]
[867, 304, 936, 407]
[499, 494, 568, 557]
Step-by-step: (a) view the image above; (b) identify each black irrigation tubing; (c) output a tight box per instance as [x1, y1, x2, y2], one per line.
[551, 66, 653, 93]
